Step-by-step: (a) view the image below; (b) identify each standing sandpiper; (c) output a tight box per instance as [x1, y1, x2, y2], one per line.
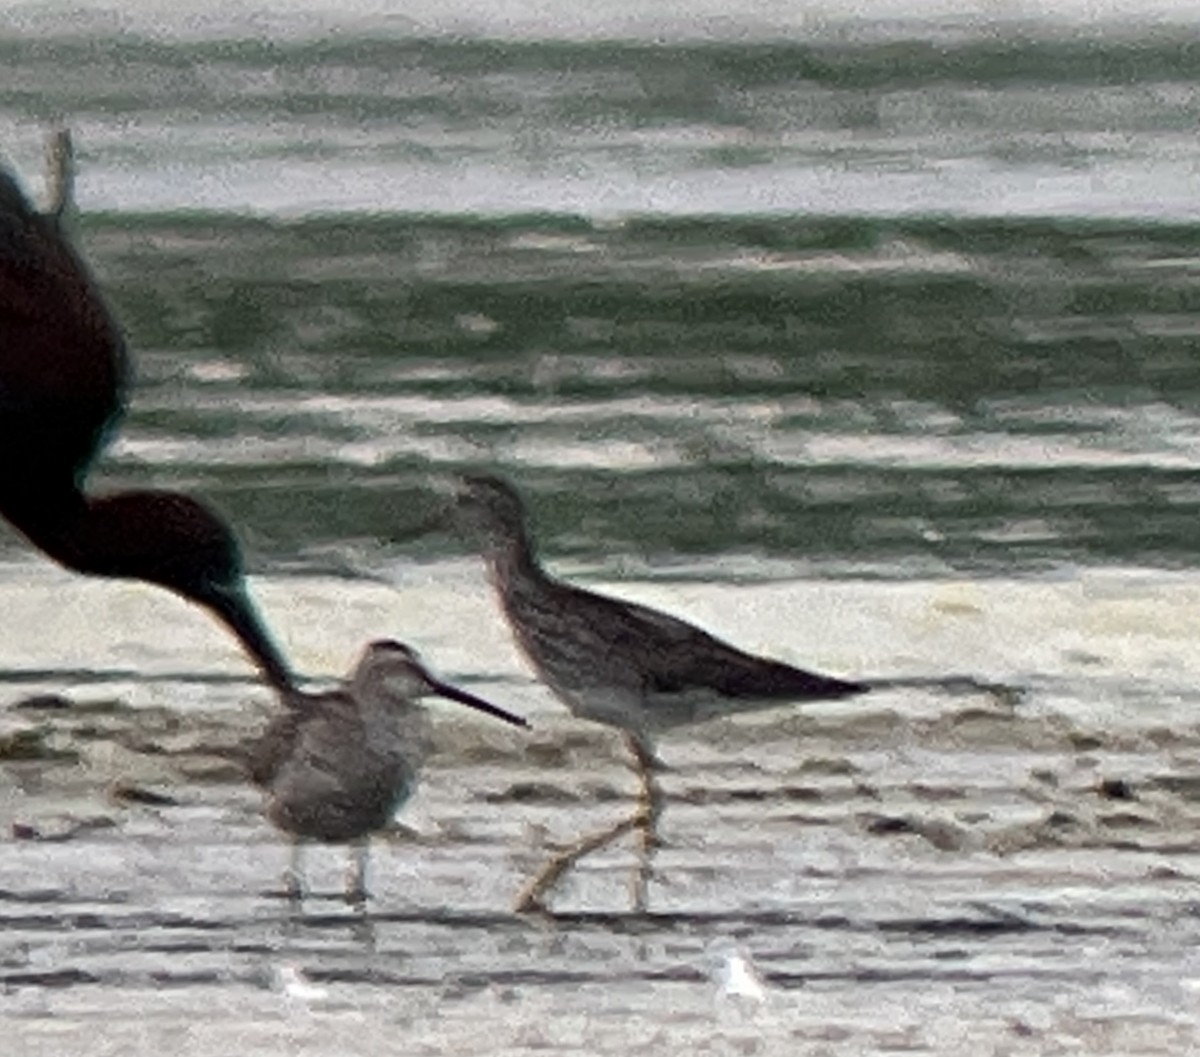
[453, 474, 867, 913]
[247, 639, 528, 905]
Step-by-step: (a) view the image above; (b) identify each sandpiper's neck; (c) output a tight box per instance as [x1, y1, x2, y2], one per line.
[350, 676, 431, 759]
[483, 517, 546, 598]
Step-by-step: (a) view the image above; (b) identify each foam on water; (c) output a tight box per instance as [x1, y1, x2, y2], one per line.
[8, 0, 1200, 41]
[6, 11, 1200, 219]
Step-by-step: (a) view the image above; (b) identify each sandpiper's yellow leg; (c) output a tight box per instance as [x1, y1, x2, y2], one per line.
[626, 733, 666, 913]
[514, 816, 639, 914]
[514, 734, 667, 915]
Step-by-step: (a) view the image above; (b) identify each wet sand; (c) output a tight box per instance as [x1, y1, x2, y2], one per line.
[3, 562, 1200, 1054]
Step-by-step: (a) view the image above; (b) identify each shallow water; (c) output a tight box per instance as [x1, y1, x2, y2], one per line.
[3, 567, 1200, 1053]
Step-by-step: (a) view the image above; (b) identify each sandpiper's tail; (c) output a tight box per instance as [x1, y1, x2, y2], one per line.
[652, 642, 869, 703]
[716, 659, 869, 701]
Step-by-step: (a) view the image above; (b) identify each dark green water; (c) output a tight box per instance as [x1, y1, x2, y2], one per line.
[49, 210, 1200, 579]
[4, 21, 1200, 580]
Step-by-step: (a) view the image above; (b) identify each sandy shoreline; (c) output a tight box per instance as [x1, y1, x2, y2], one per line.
[3, 563, 1200, 1053]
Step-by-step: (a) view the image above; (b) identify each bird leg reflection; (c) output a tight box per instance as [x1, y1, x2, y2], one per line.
[345, 839, 370, 907]
[283, 840, 306, 903]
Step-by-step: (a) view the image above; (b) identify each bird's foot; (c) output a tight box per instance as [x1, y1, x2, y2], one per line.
[628, 855, 671, 913]
[282, 869, 306, 904]
[630, 856, 671, 914]
[637, 830, 665, 854]
[513, 853, 573, 916]
[343, 865, 370, 908]
[631, 807, 665, 852]
[513, 883, 552, 916]
[629, 806, 669, 913]
[344, 841, 370, 908]
[513, 816, 641, 916]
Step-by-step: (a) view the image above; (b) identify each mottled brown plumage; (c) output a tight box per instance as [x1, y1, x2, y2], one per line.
[454, 474, 867, 912]
[247, 638, 527, 903]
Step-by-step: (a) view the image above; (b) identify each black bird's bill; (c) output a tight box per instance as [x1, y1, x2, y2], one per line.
[201, 580, 296, 694]
[428, 676, 528, 728]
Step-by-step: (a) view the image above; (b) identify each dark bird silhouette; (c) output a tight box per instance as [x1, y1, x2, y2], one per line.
[454, 474, 868, 912]
[246, 639, 528, 904]
[0, 146, 293, 690]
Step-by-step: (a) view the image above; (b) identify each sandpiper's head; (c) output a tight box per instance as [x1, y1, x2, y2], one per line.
[456, 474, 525, 522]
[452, 474, 530, 556]
[353, 639, 528, 728]
[83, 491, 295, 692]
[352, 640, 432, 699]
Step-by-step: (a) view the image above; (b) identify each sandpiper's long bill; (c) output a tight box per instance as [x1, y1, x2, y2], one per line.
[453, 473, 868, 913]
[248, 638, 526, 905]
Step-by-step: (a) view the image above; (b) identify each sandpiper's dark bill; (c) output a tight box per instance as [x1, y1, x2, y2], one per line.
[424, 674, 528, 728]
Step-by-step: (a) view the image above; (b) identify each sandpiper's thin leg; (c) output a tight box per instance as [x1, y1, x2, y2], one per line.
[514, 815, 639, 914]
[283, 839, 306, 903]
[514, 733, 668, 915]
[345, 838, 370, 907]
[625, 733, 666, 848]
[624, 733, 666, 913]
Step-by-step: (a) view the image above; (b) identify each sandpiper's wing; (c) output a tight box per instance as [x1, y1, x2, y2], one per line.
[253, 685, 413, 841]
[245, 689, 352, 788]
[246, 710, 304, 788]
[522, 574, 864, 701]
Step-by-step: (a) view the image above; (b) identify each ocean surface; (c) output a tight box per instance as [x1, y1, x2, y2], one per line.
[7, 5, 1200, 581]
[4, 4, 1200, 1054]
